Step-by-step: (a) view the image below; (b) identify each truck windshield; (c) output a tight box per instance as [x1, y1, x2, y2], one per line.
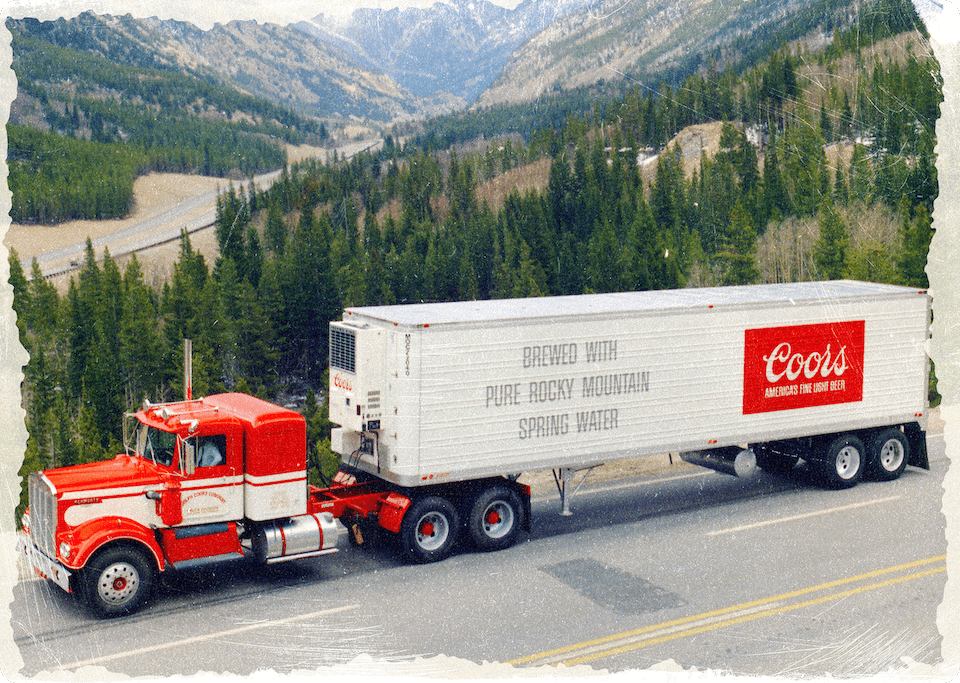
[139, 425, 177, 467]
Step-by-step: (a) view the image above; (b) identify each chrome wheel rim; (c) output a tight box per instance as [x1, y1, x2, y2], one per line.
[835, 445, 861, 479]
[97, 562, 140, 605]
[415, 512, 450, 551]
[879, 439, 905, 472]
[482, 501, 515, 539]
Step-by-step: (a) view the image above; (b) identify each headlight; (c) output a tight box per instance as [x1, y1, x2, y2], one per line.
[59, 542, 71, 559]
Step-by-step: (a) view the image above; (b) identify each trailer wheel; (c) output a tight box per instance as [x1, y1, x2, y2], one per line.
[81, 545, 155, 617]
[815, 434, 865, 489]
[467, 485, 524, 552]
[398, 496, 460, 563]
[866, 428, 909, 481]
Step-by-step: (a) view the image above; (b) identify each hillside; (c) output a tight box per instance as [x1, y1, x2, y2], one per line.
[7, 13, 432, 123]
[476, 0, 845, 108]
[139, 17, 440, 121]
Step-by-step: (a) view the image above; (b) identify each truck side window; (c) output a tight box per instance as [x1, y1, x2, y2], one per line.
[197, 435, 226, 468]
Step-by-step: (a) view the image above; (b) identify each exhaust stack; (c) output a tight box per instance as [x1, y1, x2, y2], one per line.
[184, 338, 193, 400]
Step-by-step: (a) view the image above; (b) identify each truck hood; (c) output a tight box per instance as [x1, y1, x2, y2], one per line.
[41, 454, 172, 495]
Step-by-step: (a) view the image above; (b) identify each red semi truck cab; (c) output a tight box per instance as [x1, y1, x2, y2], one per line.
[18, 393, 341, 616]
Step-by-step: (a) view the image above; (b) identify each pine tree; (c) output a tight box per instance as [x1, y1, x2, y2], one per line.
[119, 255, 164, 408]
[813, 203, 849, 279]
[782, 124, 828, 216]
[761, 133, 791, 221]
[848, 144, 874, 204]
[279, 209, 341, 379]
[265, 199, 287, 256]
[715, 202, 760, 285]
[898, 202, 933, 287]
[586, 219, 628, 293]
[8, 250, 31, 348]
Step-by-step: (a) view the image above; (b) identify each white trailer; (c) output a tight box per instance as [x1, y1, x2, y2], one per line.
[328, 281, 930, 557]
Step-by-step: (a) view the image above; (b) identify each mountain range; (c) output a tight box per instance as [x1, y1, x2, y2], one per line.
[296, 0, 599, 106]
[10, 0, 862, 125]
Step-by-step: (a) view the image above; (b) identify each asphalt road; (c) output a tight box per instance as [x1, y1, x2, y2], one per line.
[11, 430, 947, 679]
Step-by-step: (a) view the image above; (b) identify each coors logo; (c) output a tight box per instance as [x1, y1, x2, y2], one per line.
[743, 321, 865, 414]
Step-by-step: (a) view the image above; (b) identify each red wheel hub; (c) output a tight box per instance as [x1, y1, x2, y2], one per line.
[420, 521, 435, 536]
[113, 577, 127, 591]
[486, 510, 501, 525]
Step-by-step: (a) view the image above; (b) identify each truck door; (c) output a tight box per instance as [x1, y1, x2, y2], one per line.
[178, 429, 244, 525]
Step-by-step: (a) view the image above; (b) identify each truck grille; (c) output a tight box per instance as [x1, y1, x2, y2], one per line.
[28, 473, 57, 559]
[330, 326, 356, 373]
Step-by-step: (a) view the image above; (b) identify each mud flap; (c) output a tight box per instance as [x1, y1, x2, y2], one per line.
[905, 422, 929, 470]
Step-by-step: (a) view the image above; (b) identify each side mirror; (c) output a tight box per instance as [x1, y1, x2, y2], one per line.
[137, 424, 148, 456]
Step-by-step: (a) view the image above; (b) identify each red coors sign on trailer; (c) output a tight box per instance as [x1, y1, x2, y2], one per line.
[743, 320, 866, 414]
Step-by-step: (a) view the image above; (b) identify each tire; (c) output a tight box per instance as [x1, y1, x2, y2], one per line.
[814, 434, 865, 489]
[753, 445, 799, 476]
[467, 485, 525, 552]
[866, 428, 909, 481]
[397, 496, 460, 563]
[82, 545, 156, 617]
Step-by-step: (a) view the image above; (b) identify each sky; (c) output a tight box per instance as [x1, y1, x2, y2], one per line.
[921, 0, 960, 42]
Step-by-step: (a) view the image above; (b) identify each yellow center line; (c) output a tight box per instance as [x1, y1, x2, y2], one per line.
[533, 602, 783, 666]
[509, 555, 946, 667]
[562, 565, 946, 666]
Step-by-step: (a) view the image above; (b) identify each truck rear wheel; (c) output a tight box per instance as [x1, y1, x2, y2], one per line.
[866, 428, 909, 481]
[82, 545, 155, 617]
[398, 496, 460, 563]
[467, 485, 524, 552]
[815, 434, 865, 489]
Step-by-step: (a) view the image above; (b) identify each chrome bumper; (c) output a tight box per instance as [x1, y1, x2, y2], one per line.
[17, 533, 71, 592]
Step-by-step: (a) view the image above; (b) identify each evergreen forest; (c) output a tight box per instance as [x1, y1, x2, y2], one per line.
[9, 0, 941, 522]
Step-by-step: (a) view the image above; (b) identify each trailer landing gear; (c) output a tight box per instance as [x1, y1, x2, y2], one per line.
[553, 466, 598, 516]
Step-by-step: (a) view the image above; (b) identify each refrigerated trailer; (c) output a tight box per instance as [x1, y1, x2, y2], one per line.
[19, 281, 931, 616]
[329, 280, 930, 492]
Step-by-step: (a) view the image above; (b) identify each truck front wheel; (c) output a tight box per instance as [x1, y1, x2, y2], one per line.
[398, 496, 460, 563]
[82, 545, 156, 617]
[866, 428, 909, 481]
[467, 485, 524, 552]
[815, 434, 865, 489]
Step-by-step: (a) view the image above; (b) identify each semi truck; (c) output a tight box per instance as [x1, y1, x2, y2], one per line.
[18, 280, 932, 617]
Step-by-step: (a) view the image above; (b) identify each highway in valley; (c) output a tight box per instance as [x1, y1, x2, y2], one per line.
[10, 426, 948, 679]
[23, 138, 380, 280]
